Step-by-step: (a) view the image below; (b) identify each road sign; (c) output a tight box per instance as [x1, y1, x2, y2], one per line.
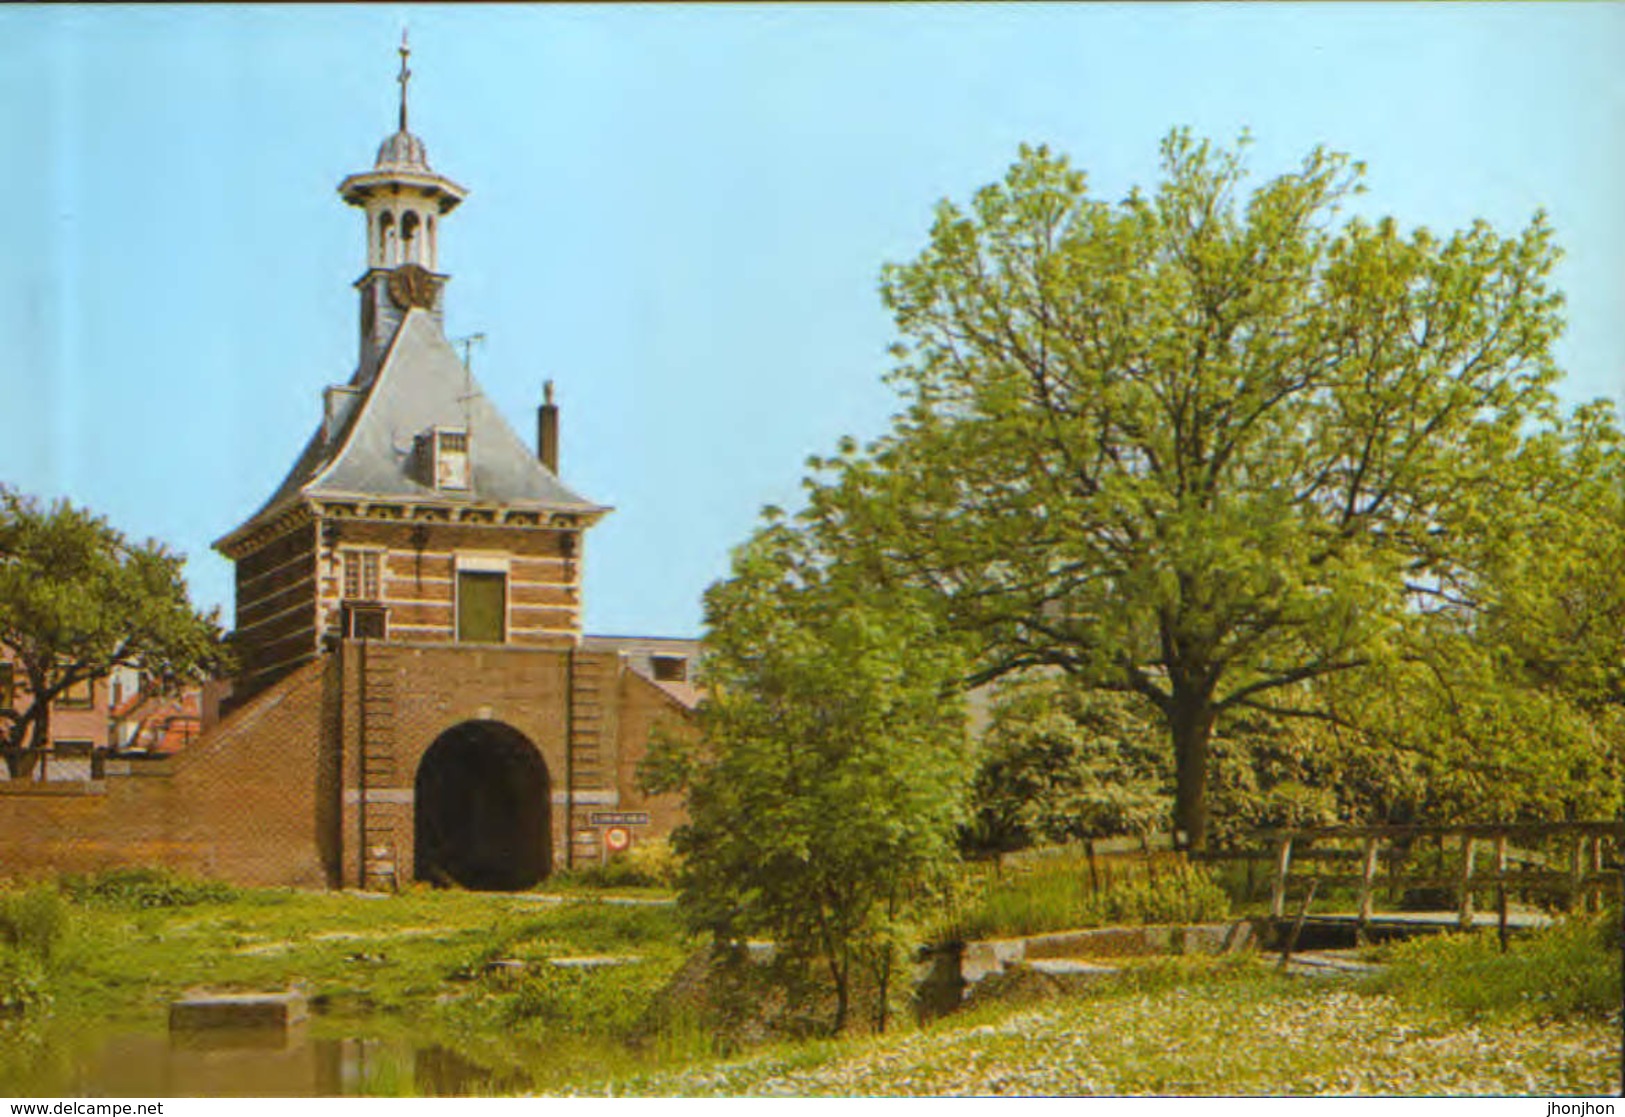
[604, 826, 632, 853]
[589, 811, 650, 827]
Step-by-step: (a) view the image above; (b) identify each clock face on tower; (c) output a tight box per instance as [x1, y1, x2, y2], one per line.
[388, 264, 437, 310]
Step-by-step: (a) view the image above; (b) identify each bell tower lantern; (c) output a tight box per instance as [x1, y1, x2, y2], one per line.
[337, 33, 468, 380]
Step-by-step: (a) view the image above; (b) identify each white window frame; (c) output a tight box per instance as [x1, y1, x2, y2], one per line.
[340, 547, 386, 602]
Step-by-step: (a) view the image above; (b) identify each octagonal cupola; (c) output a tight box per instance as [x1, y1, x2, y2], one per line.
[339, 33, 469, 378]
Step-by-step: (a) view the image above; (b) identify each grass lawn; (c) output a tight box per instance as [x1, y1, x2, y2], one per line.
[50, 885, 687, 1023]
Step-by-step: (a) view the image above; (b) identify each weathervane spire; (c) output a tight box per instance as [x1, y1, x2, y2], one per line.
[397, 29, 412, 133]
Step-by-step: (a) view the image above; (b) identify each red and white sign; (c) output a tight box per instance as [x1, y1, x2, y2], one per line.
[603, 826, 632, 853]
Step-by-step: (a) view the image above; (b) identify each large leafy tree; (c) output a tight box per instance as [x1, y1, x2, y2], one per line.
[644, 516, 969, 1033]
[807, 131, 1586, 849]
[0, 488, 227, 778]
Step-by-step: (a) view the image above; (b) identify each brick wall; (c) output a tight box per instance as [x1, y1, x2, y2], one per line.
[0, 661, 330, 886]
[316, 520, 583, 650]
[332, 641, 699, 886]
[609, 671, 695, 846]
[335, 640, 573, 888]
[0, 642, 694, 890]
[166, 658, 334, 887]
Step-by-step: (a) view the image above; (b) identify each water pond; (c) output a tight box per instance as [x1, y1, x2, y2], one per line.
[0, 1019, 631, 1097]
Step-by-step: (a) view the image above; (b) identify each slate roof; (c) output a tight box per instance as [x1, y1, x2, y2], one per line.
[217, 309, 606, 552]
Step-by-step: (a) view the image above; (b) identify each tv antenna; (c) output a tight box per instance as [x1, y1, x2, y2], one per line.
[451, 332, 486, 434]
[454, 332, 486, 373]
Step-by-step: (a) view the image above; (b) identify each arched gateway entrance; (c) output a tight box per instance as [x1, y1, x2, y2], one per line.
[414, 720, 551, 890]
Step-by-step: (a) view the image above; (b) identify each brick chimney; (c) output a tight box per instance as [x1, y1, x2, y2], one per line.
[537, 380, 559, 473]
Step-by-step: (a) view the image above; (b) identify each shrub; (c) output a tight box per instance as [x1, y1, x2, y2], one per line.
[1372, 907, 1623, 1022]
[0, 947, 51, 1016]
[506, 962, 658, 1037]
[59, 868, 238, 909]
[625, 838, 682, 888]
[552, 839, 681, 890]
[0, 887, 70, 963]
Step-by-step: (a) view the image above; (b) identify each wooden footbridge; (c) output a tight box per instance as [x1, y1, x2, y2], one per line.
[1195, 821, 1622, 949]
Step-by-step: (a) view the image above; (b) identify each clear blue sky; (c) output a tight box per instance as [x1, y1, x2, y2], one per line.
[2, 4, 1621, 638]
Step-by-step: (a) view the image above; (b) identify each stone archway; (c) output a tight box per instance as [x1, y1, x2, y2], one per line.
[414, 720, 551, 890]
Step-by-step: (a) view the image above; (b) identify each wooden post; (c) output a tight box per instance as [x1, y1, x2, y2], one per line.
[1457, 834, 1476, 929]
[1278, 879, 1320, 970]
[1589, 834, 1604, 913]
[1270, 836, 1294, 921]
[1495, 833, 1510, 954]
[1085, 838, 1100, 894]
[1570, 834, 1588, 913]
[1356, 836, 1380, 944]
[1389, 837, 1403, 908]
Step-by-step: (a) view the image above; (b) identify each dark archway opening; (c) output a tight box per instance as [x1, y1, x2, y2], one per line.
[414, 720, 551, 890]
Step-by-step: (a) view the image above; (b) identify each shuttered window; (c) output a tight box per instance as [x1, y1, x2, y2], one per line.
[457, 571, 506, 644]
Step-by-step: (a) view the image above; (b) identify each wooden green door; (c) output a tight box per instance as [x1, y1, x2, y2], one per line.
[457, 571, 507, 643]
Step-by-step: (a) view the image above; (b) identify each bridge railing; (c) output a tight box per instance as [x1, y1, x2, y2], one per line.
[1191, 821, 1623, 934]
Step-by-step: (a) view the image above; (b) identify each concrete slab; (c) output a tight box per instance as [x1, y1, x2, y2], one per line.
[1296, 911, 1552, 930]
[169, 992, 307, 1032]
[1024, 958, 1118, 977]
[1179, 921, 1254, 955]
[1284, 950, 1384, 974]
[961, 938, 1026, 983]
[546, 955, 640, 969]
[1025, 925, 1173, 958]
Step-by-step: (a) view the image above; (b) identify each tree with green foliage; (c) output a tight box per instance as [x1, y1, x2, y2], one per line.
[804, 130, 1604, 849]
[0, 488, 227, 778]
[968, 675, 1169, 854]
[1203, 705, 1417, 842]
[1290, 403, 1625, 824]
[1472, 403, 1625, 715]
[642, 517, 969, 1034]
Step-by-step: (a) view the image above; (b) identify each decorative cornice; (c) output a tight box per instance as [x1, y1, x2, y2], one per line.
[307, 500, 600, 530]
[216, 502, 315, 561]
[338, 168, 467, 213]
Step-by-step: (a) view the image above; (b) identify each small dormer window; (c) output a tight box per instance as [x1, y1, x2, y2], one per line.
[434, 428, 469, 490]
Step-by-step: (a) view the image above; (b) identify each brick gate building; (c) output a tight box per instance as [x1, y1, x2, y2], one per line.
[0, 43, 694, 890]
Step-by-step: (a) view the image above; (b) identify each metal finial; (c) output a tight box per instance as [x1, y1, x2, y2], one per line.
[544, 380, 555, 406]
[397, 29, 412, 133]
